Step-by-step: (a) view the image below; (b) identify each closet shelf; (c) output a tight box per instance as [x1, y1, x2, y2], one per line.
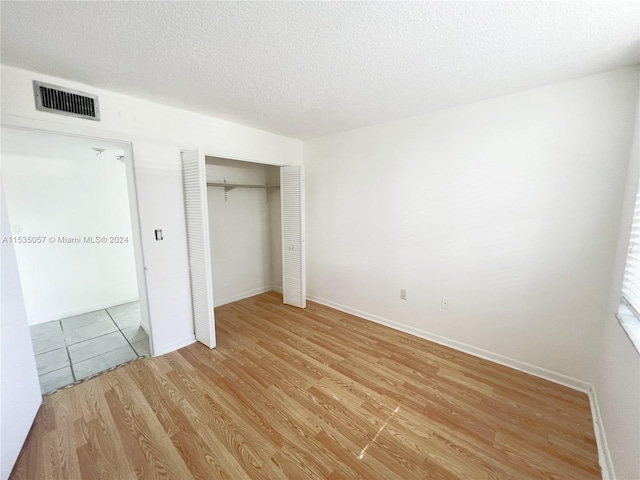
[207, 181, 280, 202]
[207, 182, 280, 192]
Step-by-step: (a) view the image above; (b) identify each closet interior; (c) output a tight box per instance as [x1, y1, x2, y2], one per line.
[205, 156, 283, 306]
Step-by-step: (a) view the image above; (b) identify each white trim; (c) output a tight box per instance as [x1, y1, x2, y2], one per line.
[307, 295, 618, 476]
[588, 386, 615, 480]
[307, 295, 591, 392]
[28, 296, 139, 325]
[152, 335, 196, 357]
[140, 321, 150, 338]
[272, 286, 283, 294]
[214, 287, 275, 307]
[615, 309, 640, 355]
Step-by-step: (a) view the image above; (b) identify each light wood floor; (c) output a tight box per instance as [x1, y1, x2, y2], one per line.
[11, 291, 600, 479]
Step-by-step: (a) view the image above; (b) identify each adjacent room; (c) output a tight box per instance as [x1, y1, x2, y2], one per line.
[1, 129, 151, 394]
[1, 2, 639, 480]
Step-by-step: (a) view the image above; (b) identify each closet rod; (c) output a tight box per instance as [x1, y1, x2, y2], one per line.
[207, 181, 280, 202]
[206, 182, 280, 190]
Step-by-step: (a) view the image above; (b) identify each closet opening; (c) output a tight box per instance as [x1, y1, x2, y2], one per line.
[205, 156, 283, 307]
[181, 149, 305, 348]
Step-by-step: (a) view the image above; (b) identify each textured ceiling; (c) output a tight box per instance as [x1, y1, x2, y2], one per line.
[1, 1, 639, 139]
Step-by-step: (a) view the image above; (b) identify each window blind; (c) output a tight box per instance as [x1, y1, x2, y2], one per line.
[622, 179, 640, 316]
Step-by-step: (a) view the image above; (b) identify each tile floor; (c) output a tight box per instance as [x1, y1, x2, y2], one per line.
[30, 301, 150, 394]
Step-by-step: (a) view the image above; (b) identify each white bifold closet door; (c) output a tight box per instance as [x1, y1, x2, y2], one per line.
[281, 165, 306, 308]
[181, 150, 216, 348]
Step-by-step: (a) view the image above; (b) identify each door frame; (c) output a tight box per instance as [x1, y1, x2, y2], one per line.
[0, 125, 154, 354]
[195, 152, 306, 305]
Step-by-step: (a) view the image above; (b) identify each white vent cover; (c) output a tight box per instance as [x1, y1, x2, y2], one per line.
[33, 81, 100, 121]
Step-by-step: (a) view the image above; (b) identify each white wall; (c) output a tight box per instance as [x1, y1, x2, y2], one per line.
[2, 151, 138, 325]
[595, 320, 640, 479]
[205, 158, 281, 305]
[1, 66, 303, 166]
[593, 96, 640, 480]
[304, 67, 640, 385]
[1, 182, 42, 480]
[132, 143, 195, 355]
[1, 65, 302, 357]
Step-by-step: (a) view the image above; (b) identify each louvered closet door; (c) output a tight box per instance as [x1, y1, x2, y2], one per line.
[181, 150, 216, 348]
[281, 165, 306, 308]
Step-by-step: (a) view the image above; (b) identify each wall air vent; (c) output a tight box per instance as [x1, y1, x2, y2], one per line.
[33, 81, 100, 121]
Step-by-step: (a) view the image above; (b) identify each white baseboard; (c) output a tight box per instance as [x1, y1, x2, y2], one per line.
[151, 287, 279, 358]
[272, 286, 283, 294]
[152, 334, 196, 357]
[140, 322, 150, 337]
[307, 295, 591, 392]
[588, 386, 615, 479]
[307, 294, 615, 477]
[28, 296, 140, 325]
[214, 286, 274, 307]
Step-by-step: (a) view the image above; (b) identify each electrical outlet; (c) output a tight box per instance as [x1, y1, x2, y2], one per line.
[441, 297, 450, 310]
[400, 289, 407, 300]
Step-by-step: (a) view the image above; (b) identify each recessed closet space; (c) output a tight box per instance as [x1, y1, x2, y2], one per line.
[205, 156, 282, 306]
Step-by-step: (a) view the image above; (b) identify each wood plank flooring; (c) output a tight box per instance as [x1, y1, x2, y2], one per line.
[11, 291, 601, 479]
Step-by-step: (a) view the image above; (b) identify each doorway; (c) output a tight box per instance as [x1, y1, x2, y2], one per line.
[205, 155, 283, 307]
[1, 127, 152, 393]
[181, 150, 306, 349]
